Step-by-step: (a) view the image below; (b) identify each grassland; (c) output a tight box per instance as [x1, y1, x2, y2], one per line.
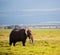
[0, 29, 60, 55]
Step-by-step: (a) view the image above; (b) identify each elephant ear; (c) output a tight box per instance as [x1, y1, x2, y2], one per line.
[25, 29, 27, 35]
[25, 29, 30, 39]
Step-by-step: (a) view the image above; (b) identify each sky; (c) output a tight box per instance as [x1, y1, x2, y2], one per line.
[0, 0, 60, 24]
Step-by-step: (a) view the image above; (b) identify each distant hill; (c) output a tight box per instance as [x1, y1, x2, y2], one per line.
[0, 23, 60, 29]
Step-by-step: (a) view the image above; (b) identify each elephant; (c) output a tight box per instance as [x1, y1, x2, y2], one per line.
[9, 28, 34, 46]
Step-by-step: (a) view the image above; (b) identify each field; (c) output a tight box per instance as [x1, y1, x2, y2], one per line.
[0, 29, 60, 55]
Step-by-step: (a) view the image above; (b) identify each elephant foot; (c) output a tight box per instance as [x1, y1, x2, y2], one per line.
[22, 41, 25, 46]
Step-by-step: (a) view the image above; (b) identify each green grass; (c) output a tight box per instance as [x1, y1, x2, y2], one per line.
[0, 29, 60, 55]
[0, 40, 60, 55]
[0, 29, 12, 37]
[32, 29, 60, 37]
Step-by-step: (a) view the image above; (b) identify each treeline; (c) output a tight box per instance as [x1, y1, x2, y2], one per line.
[0, 24, 60, 29]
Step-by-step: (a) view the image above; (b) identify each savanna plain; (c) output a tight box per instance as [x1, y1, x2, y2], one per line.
[0, 29, 60, 55]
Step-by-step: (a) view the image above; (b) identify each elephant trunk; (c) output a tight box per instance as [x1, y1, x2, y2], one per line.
[30, 35, 34, 45]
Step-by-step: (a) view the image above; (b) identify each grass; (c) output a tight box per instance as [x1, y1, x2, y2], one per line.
[0, 40, 60, 55]
[0, 29, 60, 55]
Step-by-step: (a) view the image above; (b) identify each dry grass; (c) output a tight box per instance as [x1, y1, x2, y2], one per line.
[0, 29, 60, 55]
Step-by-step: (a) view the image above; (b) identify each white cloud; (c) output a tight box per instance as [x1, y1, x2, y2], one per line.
[17, 14, 33, 16]
[0, 8, 60, 16]
[20, 8, 60, 12]
[42, 21, 60, 23]
[0, 8, 60, 12]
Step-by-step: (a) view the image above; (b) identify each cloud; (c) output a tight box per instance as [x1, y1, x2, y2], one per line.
[42, 21, 60, 23]
[20, 8, 60, 12]
[0, 8, 60, 17]
[0, 13, 33, 16]
[0, 8, 60, 12]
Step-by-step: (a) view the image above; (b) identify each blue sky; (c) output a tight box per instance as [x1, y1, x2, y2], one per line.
[0, 0, 60, 24]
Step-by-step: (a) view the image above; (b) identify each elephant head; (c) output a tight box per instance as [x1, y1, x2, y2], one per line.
[25, 29, 34, 45]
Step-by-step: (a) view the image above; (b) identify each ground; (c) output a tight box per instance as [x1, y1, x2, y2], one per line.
[0, 29, 60, 55]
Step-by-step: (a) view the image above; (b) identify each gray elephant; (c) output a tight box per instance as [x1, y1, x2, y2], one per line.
[9, 29, 34, 46]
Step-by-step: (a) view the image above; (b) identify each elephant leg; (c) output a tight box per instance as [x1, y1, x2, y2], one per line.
[13, 42, 16, 46]
[22, 41, 26, 46]
[9, 42, 12, 46]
